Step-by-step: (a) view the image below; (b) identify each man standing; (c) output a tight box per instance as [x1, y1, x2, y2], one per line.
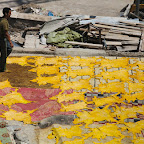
[0, 7, 13, 72]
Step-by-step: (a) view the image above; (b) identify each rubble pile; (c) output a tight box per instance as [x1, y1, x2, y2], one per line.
[4, 3, 144, 53]
[11, 16, 144, 53]
[16, 3, 55, 16]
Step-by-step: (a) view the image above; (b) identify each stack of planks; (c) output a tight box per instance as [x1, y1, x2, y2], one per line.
[92, 21, 143, 52]
[74, 20, 144, 52]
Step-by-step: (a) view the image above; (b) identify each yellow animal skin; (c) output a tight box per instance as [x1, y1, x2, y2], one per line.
[48, 125, 82, 144]
[7, 56, 30, 66]
[100, 58, 129, 69]
[50, 92, 85, 103]
[0, 80, 12, 89]
[122, 120, 144, 137]
[130, 70, 144, 82]
[31, 75, 62, 86]
[53, 79, 93, 92]
[96, 69, 130, 82]
[29, 66, 60, 76]
[0, 90, 32, 108]
[122, 92, 144, 102]
[61, 102, 87, 112]
[64, 138, 84, 144]
[93, 94, 123, 107]
[66, 68, 94, 78]
[0, 109, 36, 124]
[111, 106, 144, 123]
[84, 124, 124, 141]
[74, 107, 116, 127]
[97, 82, 125, 93]
[128, 82, 144, 93]
[68, 56, 100, 67]
[132, 138, 144, 144]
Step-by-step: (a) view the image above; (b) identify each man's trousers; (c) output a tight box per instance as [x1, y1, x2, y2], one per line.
[0, 38, 12, 71]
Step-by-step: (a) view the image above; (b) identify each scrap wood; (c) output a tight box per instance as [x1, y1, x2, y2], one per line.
[94, 23, 141, 33]
[90, 29, 140, 37]
[105, 33, 139, 41]
[65, 41, 103, 48]
[24, 27, 40, 31]
[95, 22, 141, 31]
[122, 40, 139, 45]
[75, 23, 91, 29]
[129, 12, 143, 21]
[49, 46, 57, 51]
[79, 27, 102, 33]
[105, 41, 122, 46]
[117, 46, 138, 51]
[87, 24, 141, 36]
[119, 20, 144, 28]
[139, 29, 144, 51]
[123, 4, 132, 17]
[109, 29, 141, 36]
[90, 31, 109, 36]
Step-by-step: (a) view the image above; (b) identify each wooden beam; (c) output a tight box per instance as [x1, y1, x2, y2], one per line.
[122, 41, 139, 45]
[105, 41, 122, 46]
[123, 4, 132, 17]
[65, 41, 103, 48]
[109, 29, 141, 36]
[105, 33, 139, 41]
[94, 23, 140, 33]
[139, 29, 144, 51]
[95, 22, 141, 31]
[130, 12, 143, 21]
[90, 30, 109, 36]
[119, 20, 144, 27]
[130, 4, 144, 12]
[117, 46, 138, 51]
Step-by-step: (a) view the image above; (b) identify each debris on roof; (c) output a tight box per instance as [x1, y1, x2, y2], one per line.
[3, 3, 144, 54]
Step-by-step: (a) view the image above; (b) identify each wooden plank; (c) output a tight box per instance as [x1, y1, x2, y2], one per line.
[109, 29, 141, 36]
[122, 41, 139, 45]
[129, 12, 143, 21]
[80, 28, 109, 35]
[91, 31, 109, 35]
[117, 46, 138, 51]
[95, 22, 141, 31]
[119, 20, 144, 27]
[90, 27, 141, 36]
[65, 41, 103, 48]
[139, 29, 144, 51]
[94, 24, 141, 33]
[123, 4, 132, 17]
[105, 41, 122, 46]
[105, 33, 139, 41]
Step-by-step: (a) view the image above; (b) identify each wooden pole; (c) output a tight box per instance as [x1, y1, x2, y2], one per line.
[135, 0, 140, 16]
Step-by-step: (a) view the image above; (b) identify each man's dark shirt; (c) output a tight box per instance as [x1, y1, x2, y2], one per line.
[0, 18, 9, 38]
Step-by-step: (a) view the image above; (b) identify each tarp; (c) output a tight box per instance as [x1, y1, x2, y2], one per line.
[46, 27, 82, 48]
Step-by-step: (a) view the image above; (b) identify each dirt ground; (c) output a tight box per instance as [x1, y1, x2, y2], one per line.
[0, 0, 133, 16]
[0, 63, 52, 89]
